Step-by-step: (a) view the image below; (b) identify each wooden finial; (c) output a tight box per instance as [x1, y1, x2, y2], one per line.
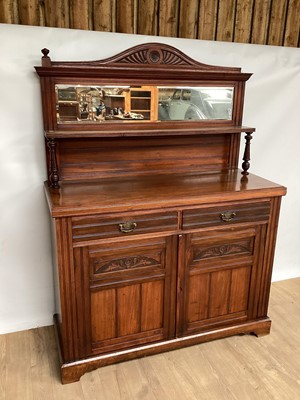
[41, 48, 51, 67]
[42, 48, 49, 57]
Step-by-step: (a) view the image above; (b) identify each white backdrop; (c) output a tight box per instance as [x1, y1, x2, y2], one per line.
[0, 24, 299, 334]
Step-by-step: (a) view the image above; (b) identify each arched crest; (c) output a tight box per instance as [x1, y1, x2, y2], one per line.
[96, 43, 237, 71]
[43, 42, 241, 73]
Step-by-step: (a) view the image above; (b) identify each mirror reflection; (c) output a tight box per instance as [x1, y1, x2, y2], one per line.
[55, 85, 234, 123]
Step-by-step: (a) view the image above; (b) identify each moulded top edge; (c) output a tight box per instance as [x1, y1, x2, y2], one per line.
[44, 126, 256, 139]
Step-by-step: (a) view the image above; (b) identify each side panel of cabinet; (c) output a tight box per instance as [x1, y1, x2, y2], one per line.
[257, 196, 282, 317]
[54, 217, 79, 362]
[177, 224, 267, 336]
[74, 235, 177, 357]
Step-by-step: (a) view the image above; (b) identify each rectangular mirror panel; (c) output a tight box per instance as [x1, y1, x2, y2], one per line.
[55, 85, 234, 124]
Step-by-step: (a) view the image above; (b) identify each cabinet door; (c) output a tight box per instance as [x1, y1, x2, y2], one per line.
[74, 235, 177, 357]
[177, 225, 267, 336]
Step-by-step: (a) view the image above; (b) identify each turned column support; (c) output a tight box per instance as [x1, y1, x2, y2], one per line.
[241, 131, 253, 175]
[47, 138, 59, 188]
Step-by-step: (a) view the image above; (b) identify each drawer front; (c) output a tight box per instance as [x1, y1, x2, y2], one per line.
[72, 211, 178, 242]
[182, 201, 270, 230]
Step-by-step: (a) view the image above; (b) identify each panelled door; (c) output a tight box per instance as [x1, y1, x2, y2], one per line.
[74, 235, 177, 357]
[177, 224, 268, 336]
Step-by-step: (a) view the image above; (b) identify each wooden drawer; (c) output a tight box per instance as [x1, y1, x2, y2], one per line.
[182, 201, 270, 230]
[72, 211, 178, 242]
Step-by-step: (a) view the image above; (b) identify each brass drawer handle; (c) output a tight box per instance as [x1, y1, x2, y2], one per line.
[119, 221, 137, 233]
[220, 212, 236, 222]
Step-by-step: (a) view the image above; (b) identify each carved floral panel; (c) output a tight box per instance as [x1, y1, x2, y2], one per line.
[91, 253, 163, 275]
[193, 238, 254, 262]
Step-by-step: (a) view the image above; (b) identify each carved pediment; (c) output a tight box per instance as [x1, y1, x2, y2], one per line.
[103, 45, 199, 66]
[93, 43, 240, 71]
[41, 43, 241, 72]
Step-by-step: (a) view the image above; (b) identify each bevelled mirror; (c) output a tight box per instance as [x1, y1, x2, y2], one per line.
[55, 84, 234, 124]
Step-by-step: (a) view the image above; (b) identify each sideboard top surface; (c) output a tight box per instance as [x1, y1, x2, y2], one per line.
[45, 169, 286, 217]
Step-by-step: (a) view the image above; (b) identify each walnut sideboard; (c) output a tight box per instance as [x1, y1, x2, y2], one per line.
[35, 43, 286, 384]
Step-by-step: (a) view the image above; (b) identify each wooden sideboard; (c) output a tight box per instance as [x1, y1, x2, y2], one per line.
[35, 43, 286, 384]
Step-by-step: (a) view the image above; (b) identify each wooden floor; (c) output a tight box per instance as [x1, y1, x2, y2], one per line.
[1, 278, 300, 400]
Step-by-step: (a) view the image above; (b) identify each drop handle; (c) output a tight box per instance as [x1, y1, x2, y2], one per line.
[220, 212, 236, 222]
[119, 221, 137, 233]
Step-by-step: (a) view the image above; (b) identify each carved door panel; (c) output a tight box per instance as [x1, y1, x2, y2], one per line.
[177, 225, 267, 336]
[74, 235, 177, 357]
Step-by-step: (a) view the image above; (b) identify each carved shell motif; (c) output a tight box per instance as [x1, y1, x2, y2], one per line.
[117, 48, 193, 65]
[94, 255, 160, 274]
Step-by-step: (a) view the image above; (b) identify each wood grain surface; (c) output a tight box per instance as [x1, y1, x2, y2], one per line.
[1, 0, 299, 47]
[45, 170, 286, 217]
[1, 278, 300, 399]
